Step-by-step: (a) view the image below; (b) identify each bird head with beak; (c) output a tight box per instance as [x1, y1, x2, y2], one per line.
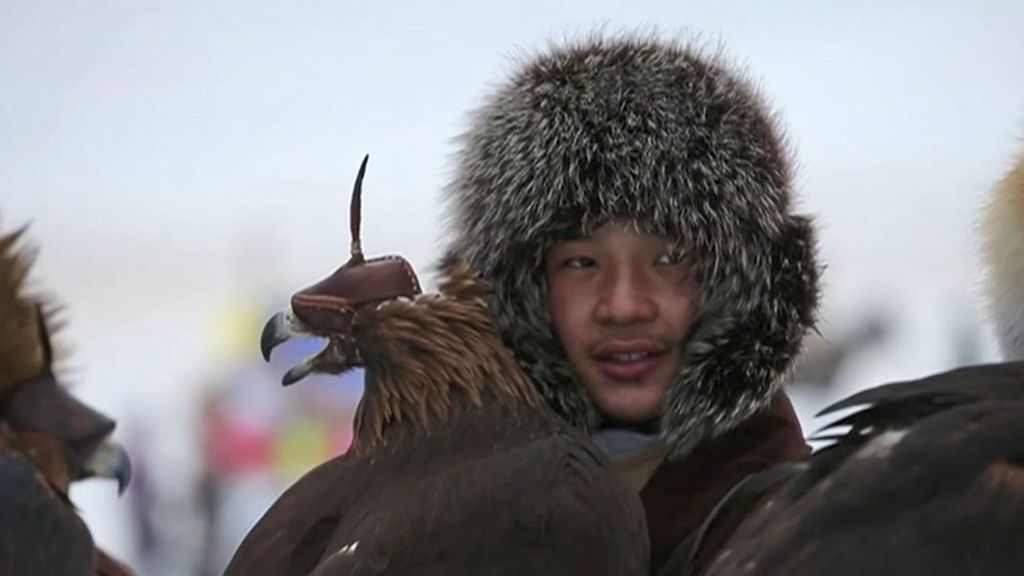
[0, 226, 133, 575]
[260, 157, 543, 455]
[260, 155, 423, 385]
[0, 230, 131, 497]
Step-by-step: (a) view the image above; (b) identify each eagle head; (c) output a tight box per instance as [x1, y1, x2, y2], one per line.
[0, 226, 131, 496]
[260, 155, 423, 385]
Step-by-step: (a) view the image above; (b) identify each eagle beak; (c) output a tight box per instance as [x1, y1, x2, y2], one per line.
[260, 307, 328, 386]
[261, 307, 308, 361]
[82, 440, 132, 496]
[282, 359, 315, 386]
[261, 310, 290, 361]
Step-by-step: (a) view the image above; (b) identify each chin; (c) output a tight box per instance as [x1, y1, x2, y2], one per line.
[604, 380, 672, 419]
[596, 394, 663, 426]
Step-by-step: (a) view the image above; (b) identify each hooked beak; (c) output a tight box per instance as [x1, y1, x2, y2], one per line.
[260, 307, 336, 386]
[82, 440, 132, 496]
[261, 308, 296, 361]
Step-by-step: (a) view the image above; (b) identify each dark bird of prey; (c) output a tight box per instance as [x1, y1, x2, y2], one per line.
[0, 226, 134, 576]
[683, 149, 1024, 576]
[224, 157, 649, 576]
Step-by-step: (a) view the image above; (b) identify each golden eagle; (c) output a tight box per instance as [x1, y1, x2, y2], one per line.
[0, 226, 133, 576]
[224, 157, 649, 576]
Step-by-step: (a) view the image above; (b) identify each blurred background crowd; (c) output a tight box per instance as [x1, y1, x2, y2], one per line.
[3, 1, 1022, 574]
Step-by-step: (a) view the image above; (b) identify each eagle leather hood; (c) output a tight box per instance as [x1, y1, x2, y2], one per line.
[440, 33, 821, 460]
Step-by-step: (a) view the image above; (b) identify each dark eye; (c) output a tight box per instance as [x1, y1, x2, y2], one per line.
[563, 256, 597, 269]
[656, 246, 688, 265]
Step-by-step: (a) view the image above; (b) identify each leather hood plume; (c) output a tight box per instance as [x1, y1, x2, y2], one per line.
[440, 33, 821, 459]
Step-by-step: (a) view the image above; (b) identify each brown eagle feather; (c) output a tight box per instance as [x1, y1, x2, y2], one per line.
[350, 259, 541, 455]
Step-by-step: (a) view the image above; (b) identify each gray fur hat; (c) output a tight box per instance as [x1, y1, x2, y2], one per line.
[440, 33, 821, 459]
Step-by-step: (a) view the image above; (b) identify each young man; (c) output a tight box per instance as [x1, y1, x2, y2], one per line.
[440, 33, 821, 572]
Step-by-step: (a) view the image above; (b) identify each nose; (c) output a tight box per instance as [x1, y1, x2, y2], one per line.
[594, 265, 657, 324]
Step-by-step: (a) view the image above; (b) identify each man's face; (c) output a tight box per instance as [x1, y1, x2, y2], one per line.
[545, 218, 700, 427]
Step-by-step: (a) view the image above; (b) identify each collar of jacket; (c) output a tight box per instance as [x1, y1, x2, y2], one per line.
[638, 391, 810, 572]
[606, 436, 670, 492]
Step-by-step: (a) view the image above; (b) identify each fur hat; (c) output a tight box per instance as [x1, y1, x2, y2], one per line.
[440, 33, 821, 459]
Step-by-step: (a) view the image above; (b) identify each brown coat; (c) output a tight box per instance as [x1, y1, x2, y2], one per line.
[639, 392, 810, 574]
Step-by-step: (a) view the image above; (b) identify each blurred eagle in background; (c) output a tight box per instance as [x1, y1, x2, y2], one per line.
[0, 226, 133, 575]
[224, 157, 649, 576]
[690, 148, 1024, 575]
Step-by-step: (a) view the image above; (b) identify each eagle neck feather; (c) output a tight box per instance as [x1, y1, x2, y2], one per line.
[348, 287, 542, 456]
[0, 227, 68, 399]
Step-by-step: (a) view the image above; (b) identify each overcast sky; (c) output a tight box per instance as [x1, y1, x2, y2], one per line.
[3, 1, 1024, 568]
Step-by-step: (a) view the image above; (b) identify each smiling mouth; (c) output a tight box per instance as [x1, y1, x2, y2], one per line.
[592, 342, 667, 381]
[596, 355, 663, 381]
[604, 351, 657, 362]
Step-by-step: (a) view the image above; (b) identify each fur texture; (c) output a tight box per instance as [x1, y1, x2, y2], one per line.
[981, 147, 1024, 361]
[440, 33, 821, 459]
[349, 258, 542, 455]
